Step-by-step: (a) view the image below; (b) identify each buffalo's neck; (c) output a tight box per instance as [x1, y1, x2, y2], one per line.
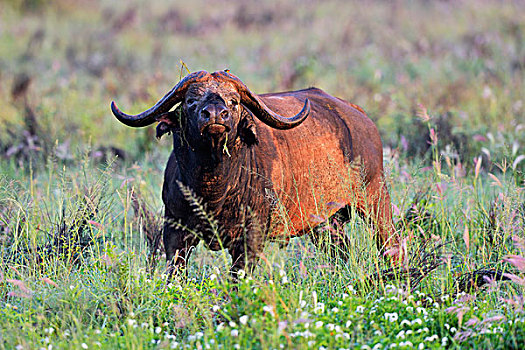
[178, 144, 258, 212]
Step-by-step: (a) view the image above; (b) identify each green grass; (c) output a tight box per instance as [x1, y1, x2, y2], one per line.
[1, 0, 525, 349]
[1, 145, 523, 349]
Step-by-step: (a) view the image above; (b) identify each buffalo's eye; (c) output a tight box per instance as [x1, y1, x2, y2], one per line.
[229, 99, 238, 107]
[186, 98, 198, 106]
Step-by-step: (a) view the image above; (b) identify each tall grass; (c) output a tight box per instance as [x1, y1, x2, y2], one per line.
[1, 121, 524, 348]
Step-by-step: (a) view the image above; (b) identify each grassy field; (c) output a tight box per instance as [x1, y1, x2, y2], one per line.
[1, 0, 524, 349]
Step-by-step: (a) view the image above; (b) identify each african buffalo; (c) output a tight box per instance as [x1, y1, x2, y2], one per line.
[111, 70, 396, 276]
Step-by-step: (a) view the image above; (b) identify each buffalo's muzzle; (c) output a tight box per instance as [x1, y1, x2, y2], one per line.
[202, 123, 229, 136]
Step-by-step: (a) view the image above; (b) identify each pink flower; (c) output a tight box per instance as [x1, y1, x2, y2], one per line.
[513, 235, 525, 252]
[5, 279, 33, 299]
[480, 315, 506, 324]
[472, 134, 487, 142]
[6, 279, 31, 294]
[503, 273, 525, 286]
[503, 255, 525, 272]
[41, 277, 58, 288]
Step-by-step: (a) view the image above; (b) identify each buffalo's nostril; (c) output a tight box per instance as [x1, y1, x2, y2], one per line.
[219, 108, 229, 119]
[201, 104, 229, 121]
[201, 108, 211, 119]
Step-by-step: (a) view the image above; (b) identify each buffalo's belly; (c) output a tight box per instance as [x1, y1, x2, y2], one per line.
[267, 138, 367, 238]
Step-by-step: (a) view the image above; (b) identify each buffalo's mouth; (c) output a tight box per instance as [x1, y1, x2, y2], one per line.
[201, 123, 230, 136]
[200, 123, 231, 153]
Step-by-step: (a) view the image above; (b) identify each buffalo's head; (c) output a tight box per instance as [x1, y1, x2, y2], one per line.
[111, 70, 310, 156]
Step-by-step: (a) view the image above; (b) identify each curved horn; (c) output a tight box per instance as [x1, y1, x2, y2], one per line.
[111, 70, 210, 127]
[213, 71, 310, 130]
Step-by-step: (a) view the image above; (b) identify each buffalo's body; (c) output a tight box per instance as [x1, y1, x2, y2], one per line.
[112, 70, 395, 275]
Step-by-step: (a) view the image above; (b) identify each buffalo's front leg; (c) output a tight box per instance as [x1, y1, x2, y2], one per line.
[163, 219, 198, 278]
[229, 233, 263, 281]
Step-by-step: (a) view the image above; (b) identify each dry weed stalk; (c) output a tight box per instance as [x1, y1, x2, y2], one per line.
[130, 189, 163, 272]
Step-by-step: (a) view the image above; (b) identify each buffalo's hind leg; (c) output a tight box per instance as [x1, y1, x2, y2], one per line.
[163, 218, 198, 278]
[359, 177, 398, 259]
[310, 206, 353, 262]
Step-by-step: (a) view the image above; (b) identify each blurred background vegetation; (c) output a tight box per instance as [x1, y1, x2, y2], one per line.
[1, 0, 523, 174]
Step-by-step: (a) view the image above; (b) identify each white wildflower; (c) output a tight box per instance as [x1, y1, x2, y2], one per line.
[411, 318, 422, 326]
[424, 335, 438, 342]
[239, 315, 249, 325]
[314, 302, 325, 314]
[385, 312, 399, 322]
[231, 329, 239, 337]
[356, 305, 365, 313]
[263, 305, 275, 317]
[416, 307, 427, 315]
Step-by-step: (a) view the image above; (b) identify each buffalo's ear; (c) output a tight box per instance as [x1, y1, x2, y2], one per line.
[156, 122, 173, 139]
[239, 106, 258, 145]
[155, 107, 183, 139]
